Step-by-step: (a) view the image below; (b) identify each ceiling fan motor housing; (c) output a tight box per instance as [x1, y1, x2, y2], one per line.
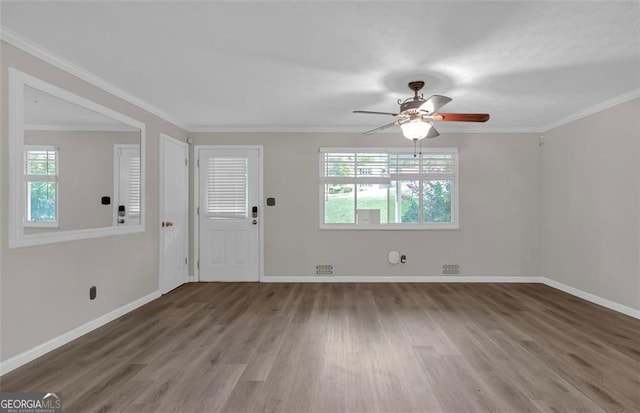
[400, 81, 427, 113]
[400, 99, 426, 113]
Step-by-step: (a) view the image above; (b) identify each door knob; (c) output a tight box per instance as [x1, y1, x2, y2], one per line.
[166, 221, 174, 227]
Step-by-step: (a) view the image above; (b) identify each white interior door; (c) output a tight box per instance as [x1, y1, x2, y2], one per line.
[198, 148, 260, 282]
[114, 145, 141, 226]
[160, 135, 189, 294]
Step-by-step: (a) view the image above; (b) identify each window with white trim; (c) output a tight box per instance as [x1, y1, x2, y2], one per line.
[320, 148, 458, 229]
[24, 145, 58, 227]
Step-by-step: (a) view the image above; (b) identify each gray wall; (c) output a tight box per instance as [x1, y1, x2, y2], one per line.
[191, 132, 542, 278]
[540, 98, 640, 310]
[0, 41, 188, 362]
[24, 130, 139, 232]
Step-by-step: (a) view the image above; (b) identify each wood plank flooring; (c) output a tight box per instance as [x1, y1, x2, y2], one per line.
[1, 283, 639, 412]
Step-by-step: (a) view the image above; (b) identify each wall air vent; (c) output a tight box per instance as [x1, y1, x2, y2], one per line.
[443, 264, 460, 275]
[316, 264, 333, 275]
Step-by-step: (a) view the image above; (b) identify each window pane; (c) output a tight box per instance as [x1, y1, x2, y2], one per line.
[395, 180, 420, 223]
[127, 156, 141, 215]
[26, 150, 56, 176]
[207, 157, 248, 218]
[356, 184, 388, 224]
[421, 154, 454, 174]
[324, 184, 354, 223]
[356, 153, 388, 178]
[324, 153, 355, 177]
[389, 154, 419, 175]
[27, 181, 56, 222]
[423, 180, 452, 223]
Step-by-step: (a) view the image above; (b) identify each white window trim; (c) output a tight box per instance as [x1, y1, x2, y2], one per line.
[24, 145, 59, 228]
[319, 147, 459, 230]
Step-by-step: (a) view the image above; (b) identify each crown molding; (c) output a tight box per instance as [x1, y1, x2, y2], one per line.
[187, 125, 542, 134]
[542, 88, 640, 132]
[0, 26, 189, 131]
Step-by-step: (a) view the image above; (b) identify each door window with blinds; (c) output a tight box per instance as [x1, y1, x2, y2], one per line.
[320, 148, 458, 229]
[115, 145, 141, 226]
[24, 145, 58, 227]
[206, 157, 248, 219]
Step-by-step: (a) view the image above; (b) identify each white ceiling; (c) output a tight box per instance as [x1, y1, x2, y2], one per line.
[2, 1, 639, 133]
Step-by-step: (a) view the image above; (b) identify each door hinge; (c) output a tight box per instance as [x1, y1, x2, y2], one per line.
[197, 159, 200, 167]
[185, 257, 188, 265]
[197, 206, 200, 215]
[185, 158, 188, 166]
[197, 260, 200, 269]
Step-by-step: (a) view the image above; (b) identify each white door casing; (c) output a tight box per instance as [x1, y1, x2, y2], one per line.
[114, 144, 141, 226]
[160, 134, 189, 294]
[197, 147, 261, 282]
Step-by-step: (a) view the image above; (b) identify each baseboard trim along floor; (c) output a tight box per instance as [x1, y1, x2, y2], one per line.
[0, 290, 160, 376]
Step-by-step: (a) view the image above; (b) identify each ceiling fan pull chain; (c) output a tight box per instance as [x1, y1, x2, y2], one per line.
[413, 139, 418, 158]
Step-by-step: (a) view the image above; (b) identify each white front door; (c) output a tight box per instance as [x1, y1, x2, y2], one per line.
[198, 147, 261, 282]
[114, 145, 141, 226]
[160, 135, 189, 294]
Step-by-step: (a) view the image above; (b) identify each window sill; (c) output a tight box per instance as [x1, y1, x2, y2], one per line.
[319, 223, 459, 231]
[24, 222, 59, 228]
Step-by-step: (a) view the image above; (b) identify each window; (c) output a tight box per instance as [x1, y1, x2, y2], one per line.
[320, 148, 458, 229]
[24, 145, 58, 227]
[206, 157, 248, 218]
[127, 156, 141, 217]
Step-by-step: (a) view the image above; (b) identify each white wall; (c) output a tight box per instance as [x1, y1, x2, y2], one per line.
[0, 41, 188, 362]
[540, 98, 640, 310]
[192, 132, 541, 278]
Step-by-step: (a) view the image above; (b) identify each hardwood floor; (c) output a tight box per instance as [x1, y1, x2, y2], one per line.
[1, 283, 639, 412]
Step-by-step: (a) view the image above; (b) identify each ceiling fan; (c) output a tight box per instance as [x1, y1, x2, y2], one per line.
[354, 81, 490, 141]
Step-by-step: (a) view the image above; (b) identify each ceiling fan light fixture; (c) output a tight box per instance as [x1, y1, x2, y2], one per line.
[400, 119, 432, 141]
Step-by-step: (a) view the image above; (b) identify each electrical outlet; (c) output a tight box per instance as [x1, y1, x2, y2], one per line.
[316, 264, 333, 275]
[442, 264, 460, 275]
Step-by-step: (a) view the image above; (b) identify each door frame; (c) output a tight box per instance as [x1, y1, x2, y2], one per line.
[193, 145, 264, 282]
[159, 133, 189, 293]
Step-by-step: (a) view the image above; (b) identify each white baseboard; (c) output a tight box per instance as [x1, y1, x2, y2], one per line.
[541, 278, 640, 320]
[261, 275, 543, 283]
[0, 290, 160, 376]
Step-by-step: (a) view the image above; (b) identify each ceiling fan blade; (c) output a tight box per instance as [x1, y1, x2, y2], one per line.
[425, 124, 440, 139]
[363, 120, 399, 135]
[353, 110, 400, 116]
[434, 113, 490, 122]
[419, 95, 452, 114]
